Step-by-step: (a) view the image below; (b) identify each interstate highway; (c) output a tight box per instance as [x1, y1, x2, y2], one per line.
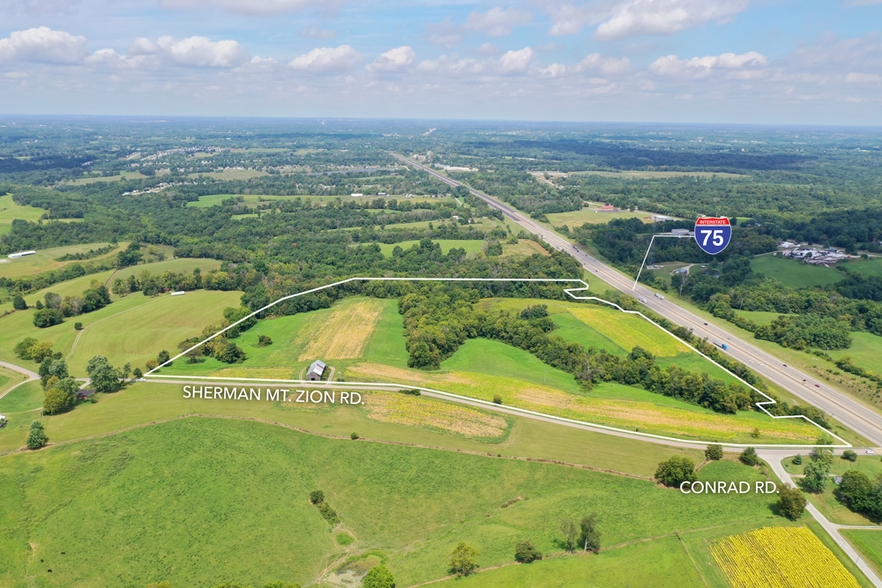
[392, 152, 882, 446]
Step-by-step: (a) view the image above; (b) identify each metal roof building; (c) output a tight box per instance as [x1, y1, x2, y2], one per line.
[307, 360, 326, 381]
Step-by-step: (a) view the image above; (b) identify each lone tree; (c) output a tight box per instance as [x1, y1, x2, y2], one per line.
[12, 295, 28, 310]
[705, 444, 724, 461]
[309, 490, 324, 504]
[362, 564, 395, 588]
[655, 456, 697, 487]
[86, 355, 122, 393]
[777, 484, 807, 520]
[43, 387, 74, 415]
[514, 541, 542, 563]
[448, 542, 479, 577]
[842, 450, 858, 462]
[26, 420, 47, 450]
[157, 349, 171, 366]
[579, 514, 602, 553]
[559, 517, 579, 552]
[792, 454, 803, 465]
[740, 447, 759, 466]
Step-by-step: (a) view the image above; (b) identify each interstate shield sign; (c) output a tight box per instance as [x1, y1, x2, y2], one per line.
[694, 217, 732, 255]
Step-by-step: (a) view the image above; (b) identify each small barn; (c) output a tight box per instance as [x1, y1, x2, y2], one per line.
[307, 360, 326, 381]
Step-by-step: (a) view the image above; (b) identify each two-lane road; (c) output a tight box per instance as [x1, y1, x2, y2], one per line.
[392, 153, 882, 446]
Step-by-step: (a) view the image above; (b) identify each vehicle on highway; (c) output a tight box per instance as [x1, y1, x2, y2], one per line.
[654, 293, 665, 300]
[704, 322, 708, 326]
[573, 245, 579, 251]
[815, 384, 821, 388]
[867, 450, 876, 455]
[783, 364, 787, 367]
[638, 297, 647, 303]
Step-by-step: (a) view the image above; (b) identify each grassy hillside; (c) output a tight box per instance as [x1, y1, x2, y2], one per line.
[0, 417, 781, 588]
[0, 242, 125, 279]
[377, 239, 485, 257]
[0, 193, 44, 236]
[751, 255, 844, 288]
[827, 332, 882, 373]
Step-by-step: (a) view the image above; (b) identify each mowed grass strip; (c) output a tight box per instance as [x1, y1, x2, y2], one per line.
[843, 530, 882, 578]
[567, 307, 689, 357]
[711, 526, 861, 588]
[297, 298, 386, 361]
[346, 362, 819, 443]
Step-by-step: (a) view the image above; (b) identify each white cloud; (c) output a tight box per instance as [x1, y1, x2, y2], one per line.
[500, 47, 536, 73]
[0, 26, 87, 63]
[299, 26, 337, 39]
[464, 7, 533, 37]
[366, 46, 416, 72]
[85, 48, 159, 69]
[577, 53, 632, 74]
[475, 42, 503, 56]
[155, 36, 250, 67]
[845, 72, 882, 83]
[289, 45, 362, 71]
[650, 51, 767, 78]
[159, 0, 345, 17]
[541, 63, 567, 77]
[545, 0, 749, 39]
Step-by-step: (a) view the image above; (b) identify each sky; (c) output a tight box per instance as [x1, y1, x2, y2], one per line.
[1, 0, 881, 124]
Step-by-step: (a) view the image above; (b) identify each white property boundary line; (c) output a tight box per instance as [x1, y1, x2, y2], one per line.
[144, 277, 850, 448]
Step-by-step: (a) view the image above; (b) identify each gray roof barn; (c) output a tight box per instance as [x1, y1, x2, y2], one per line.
[307, 360, 326, 381]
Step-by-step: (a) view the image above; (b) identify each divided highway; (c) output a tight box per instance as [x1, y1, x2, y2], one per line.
[392, 153, 882, 446]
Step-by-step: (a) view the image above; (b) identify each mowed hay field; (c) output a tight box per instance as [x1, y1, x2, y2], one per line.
[568, 306, 689, 357]
[347, 350, 820, 444]
[296, 298, 386, 361]
[711, 526, 861, 588]
[377, 239, 485, 257]
[158, 296, 407, 379]
[0, 417, 786, 588]
[0, 242, 125, 279]
[66, 290, 243, 373]
[843, 530, 882, 578]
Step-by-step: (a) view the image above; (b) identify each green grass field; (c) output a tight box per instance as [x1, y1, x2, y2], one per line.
[827, 332, 882, 374]
[842, 259, 882, 279]
[545, 209, 657, 228]
[567, 170, 746, 179]
[65, 171, 149, 185]
[551, 311, 626, 355]
[187, 169, 269, 180]
[0, 365, 27, 398]
[843, 530, 882, 579]
[0, 289, 242, 375]
[751, 255, 844, 288]
[0, 417, 783, 588]
[0, 242, 125, 279]
[733, 309, 784, 326]
[783, 454, 882, 478]
[111, 257, 223, 282]
[0, 193, 45, 236]
[0, 380, 44, 414]
[377, 239, 485, 257]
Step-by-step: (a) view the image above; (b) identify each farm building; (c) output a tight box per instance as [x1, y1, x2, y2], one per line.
[671, 228, 691, 235]
[307, 360, 326, 381]
[8, 250, 36, 259]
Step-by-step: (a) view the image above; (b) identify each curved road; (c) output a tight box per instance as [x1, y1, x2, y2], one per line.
[392, 153, 882, 446]
[0, 360, 40, 401]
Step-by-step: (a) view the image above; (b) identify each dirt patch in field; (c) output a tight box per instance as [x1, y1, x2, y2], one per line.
[298, 299, 385, 361]
[363, 391, 507, 438]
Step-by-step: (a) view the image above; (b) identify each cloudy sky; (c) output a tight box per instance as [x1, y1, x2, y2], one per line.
[1, 0, 881, 124]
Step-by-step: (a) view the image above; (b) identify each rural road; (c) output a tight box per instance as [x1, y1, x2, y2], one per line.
[761, 449, 882, 587]
[392, 153, 882, 447]
[0, 360, 39, 401]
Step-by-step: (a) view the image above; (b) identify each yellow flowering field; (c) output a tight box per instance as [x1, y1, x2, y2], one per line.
[711, 526, 860, 588]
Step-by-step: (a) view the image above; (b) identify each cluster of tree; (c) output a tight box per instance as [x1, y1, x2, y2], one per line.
[14, 337, 56, 363]
[26, 420, 47, 450]
[449, 169, 582, 218]
[309, 490, 339, 525]
[753, 314, 852, 351]
[31, 282, 112, 328]
[837, 470, 882, 521]
[559, 514, 601, 553]
[55, 242, 118, 262]
[362, 565, 394, 588]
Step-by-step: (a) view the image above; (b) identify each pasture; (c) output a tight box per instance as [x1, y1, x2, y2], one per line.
[187, 169, 269, 180]
[0, 242, 124, 279]
[827, 332, 882, 373]
[545, 208, 657, 228]
[845, 259, 882, 279]
[377, 239, 485, 257]
[733, 309, 783, 326]
[0, 417, 785, 588]
[750, 255, 844, 288]
[0, 193, 45, 236]
[65, 171, 149, 185]
[0, 380, 43, 414]
[568, 170, 747, 179]
[567, 306, 689, 356]
[296, 298, 387, 361]
[0, 365, 27, 398]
